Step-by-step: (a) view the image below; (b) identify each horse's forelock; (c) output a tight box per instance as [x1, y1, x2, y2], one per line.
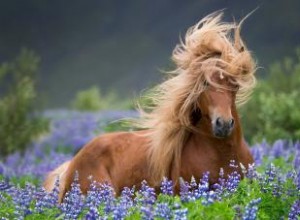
[173, 11, 256, 106]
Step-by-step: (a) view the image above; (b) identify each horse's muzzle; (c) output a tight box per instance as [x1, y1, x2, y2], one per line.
[212, 117, 235, 138]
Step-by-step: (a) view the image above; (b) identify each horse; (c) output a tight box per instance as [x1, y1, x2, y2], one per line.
[44, 12, 256, 202]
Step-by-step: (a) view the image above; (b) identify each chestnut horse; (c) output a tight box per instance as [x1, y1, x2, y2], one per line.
[44, 12, 256, 201]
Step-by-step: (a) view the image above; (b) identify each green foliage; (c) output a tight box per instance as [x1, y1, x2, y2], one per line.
[0, 49, 48, 157]
[1, 157, 298, 219]
[241, 48, 300, 143]
[71, 86, 133, 111]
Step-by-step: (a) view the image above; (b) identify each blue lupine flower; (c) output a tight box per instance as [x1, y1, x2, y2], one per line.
[179, 179, 191, 202]
[60, 172, 84, 219]
[225, 171, 241, 194]
[160, 178, 173, 196]
[138, 180, 156, 206]
[85, 206, 101, 220]
[242, 198, 261, 220]
[174, 208, 188, 220]
[140, 205, 154, 220]
[154, 202, 172, 220]
[288, 200, 300, 220]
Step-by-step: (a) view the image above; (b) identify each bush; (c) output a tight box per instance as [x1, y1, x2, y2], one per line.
[71, 86, 133, 111]
[0, 49, 48, 157]
[241, 48, 300, 143]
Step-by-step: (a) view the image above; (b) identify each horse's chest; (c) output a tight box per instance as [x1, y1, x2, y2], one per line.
[180, 142, 238, 182]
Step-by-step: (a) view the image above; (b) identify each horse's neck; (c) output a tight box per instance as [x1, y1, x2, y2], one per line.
[170, 107, 244, 183]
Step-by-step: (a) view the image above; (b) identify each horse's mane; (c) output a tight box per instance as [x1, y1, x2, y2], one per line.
[134, 11, 257, 184]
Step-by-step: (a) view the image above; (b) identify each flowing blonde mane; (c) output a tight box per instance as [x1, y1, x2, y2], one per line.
[135, 11, 257, 184]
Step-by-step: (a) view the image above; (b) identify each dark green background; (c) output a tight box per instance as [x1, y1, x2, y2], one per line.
[0, 0, 299, 107]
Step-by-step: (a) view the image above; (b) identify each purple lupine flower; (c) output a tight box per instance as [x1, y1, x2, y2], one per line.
[271, 140, 285, 158]
[12, 183, 36, 218]
[201, 190, 218, 206]
[294, 150, 300, 172]
[35, 177, 60, 213]
[140, 205, 154, 220]
[85, 179, 102, 209]
[174, 208, 188, 220]
[112, 187, 134, 220]
[85, 206, 101, 220]
[195, 172, 210, 200]
[154, 202, 172, 220]
[288, 200, 300, 220]
[60, 172, 84, 219]
[250, 146, 263, 165]
[242, 198, 261, 220]
[160, 178, 173, 196]
[179, 179, 191, 202]
[138, 180, 156, 206]
[272, 176, 283, 197]
[112, 203, 127, 220]
[212, 168, 226, 199]
[98, 183, 115, 214]
[265, 163, 276, 183]
[0, 179, 10, 191]
[296, 171, 300, 190]
[119, 187, 134, 209]
[246, 164, 257, 180]
[225, 171, 241, 194]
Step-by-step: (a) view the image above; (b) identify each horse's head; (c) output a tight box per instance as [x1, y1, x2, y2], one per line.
[196, 72, 239, 138]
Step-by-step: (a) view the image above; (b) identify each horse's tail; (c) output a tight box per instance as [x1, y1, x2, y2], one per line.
[43, 160, 71, 202]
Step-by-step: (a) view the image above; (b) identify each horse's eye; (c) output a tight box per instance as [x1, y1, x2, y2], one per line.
[204, 80, 209, 87]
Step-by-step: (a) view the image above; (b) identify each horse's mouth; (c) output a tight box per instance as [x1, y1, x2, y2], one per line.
[212, 127, 233, 138]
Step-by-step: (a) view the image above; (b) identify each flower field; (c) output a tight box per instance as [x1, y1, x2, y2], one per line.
[0, 110, 299, 220]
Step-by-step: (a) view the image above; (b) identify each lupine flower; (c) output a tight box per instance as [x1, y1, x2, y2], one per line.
[225, 171, 241, 194]
[60, 172, 84, 219]
[111, 187, 134, 220]
[12, 183, 36, 218]
[288, 200, 300, 220]
[160, 178, 173, 196]
[85, 206, 101, 220]
[179, 179, 191, 202]
[137, 180, 156, 206]
[242, 198, 261, 220]
[195, 172, 210, 200]
[246, 163, 258, 180]
[98, 183, 115, 214]
[0, 179, 10, 191]
[154, 202, 172, 220]
[272, 140, 285, 158]
[35, 177, 60, 213]
[140, 205, 154, 220]
[265, 163, 276, 183]
[174, 208, 188, 220]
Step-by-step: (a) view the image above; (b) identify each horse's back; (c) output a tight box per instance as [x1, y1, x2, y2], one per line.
[64, 130, 151, 195]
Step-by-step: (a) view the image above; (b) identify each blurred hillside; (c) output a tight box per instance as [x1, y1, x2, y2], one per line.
[0, 0, 299, 107]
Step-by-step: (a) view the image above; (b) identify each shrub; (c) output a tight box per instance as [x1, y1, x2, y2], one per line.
[241, 48, 300, 143]
[71, 86, 103, 111]
[71, 86, 133, 111]
[0, 49, 48, 157]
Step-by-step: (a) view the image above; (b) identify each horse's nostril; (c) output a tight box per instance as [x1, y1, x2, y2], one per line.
[229, 118, 235, 128]
[216, 117, 222, 127]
